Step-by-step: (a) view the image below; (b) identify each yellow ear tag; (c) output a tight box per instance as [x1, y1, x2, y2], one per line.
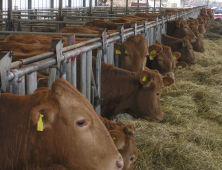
[116, 50, 121, 55]
[188, 22, 190, 24]
[199, 24, 201, 25]
[150, 50, 156, 56]
[112, 137, 116, 142]
[37, 113, 44, 131]
[142, 75, 149, 82]
[178, 65, 182, 69]
[149, 56, 153, 60]
[173, 56, 176, 60]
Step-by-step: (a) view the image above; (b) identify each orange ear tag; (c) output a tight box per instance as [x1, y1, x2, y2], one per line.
[178, 65, 182, 69]
[37, 113, 44, 131]
[112, 137, 116, 142]
[116, 50, 121, 54]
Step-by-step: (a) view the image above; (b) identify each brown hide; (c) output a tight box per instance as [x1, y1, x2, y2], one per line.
[162, 34, 197, 66]
[188, 17, 206, 34]
[166, 18, 197, 43]
[31, 74, 138, 170]
[111, 16, 146, 23]
[146, 40, 178, 78]
[191, 32, 205, 52]
[89, 58, 174, 121]
[114, 34, 149, 73]
[100, 117, 138, 170]
[59, 26, 99, 34]
[0, 79, 123, 170]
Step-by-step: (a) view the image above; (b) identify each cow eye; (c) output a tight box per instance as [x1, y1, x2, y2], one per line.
[130, 156, 134, 162]
[189, 47, 192, 50]
[184, 26, 187, 28]
[173, 67, 176, 70]
[124, 53, 128, 56]
[156, 93, 159, 96]
[158, 58, 162, 61]
[76, 119, 87, 127]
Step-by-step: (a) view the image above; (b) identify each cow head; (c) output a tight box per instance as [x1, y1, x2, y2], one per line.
[191, 32, 205, 53]
[31, 79, 124, 170]
[198, 21, 206, 34]
[130, 70, 174, 122]
[173, 18, 197, 43]
[110, 124, 138, 170]
[146, 40, 181, 78]
[177, 36, 197, 66]
[114, 34, 149, 73]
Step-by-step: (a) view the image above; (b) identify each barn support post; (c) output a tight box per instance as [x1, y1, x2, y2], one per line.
[99, 29, 108, 63]
[58, 0, 65, 31]
[126, 0, 128, 11]
[160, 0, 161, 12]
[86, 50, 92, 102]
[50, 0, 54, 8]
[110, 0, 113, 14]
[83, 0, 86, 7]
[146, 0, 148, 9]
[89, 0, 93, 15]
[131, 22, 137, 35]
[28, 0, 32, 9]
[7, 0, 13, 31]
[26, 71, 37, 95]
[68, 0, 71, 7]
[137, 0, 139, 9]
[154, 0, 155, 12]
[80, 52, 87, 97]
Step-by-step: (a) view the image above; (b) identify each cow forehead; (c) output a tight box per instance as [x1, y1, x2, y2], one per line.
[123, 40, 148, 55]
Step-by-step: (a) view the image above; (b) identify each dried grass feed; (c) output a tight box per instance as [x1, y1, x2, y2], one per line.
[118, 20, 222, 170]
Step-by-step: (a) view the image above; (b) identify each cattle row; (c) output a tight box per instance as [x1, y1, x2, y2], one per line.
[0, 7, 214, 170]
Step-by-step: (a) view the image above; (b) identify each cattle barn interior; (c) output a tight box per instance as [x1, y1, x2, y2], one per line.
[0, 0, 222, 169]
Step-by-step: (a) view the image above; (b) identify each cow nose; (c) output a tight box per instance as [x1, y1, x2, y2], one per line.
[166, 73, 174, 78]
[190, 61, 197, 65]
[116, 159, 124, 170]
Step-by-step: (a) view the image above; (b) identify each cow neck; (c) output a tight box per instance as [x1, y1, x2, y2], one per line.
[101, 64, 141, 101]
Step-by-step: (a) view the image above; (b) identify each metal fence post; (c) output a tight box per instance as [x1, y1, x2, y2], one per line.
[67, 34, 75, 83]
[154, 16, 158, 44]
[131, 21, 137, 35]
[142, 19, 148, 41]
[17, 76, 25, 95]
[80, 52, 86, 97]
[48, 66, 57, 88]
[26, 71, 37, 94]
[107, 42, 114, 65]
[86, 50, 92, 102]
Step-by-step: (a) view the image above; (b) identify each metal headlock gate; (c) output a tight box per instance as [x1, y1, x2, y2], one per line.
[0, 6, 206, 115]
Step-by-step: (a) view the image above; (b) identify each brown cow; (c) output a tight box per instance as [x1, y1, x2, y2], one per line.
[0, 78, 124, 170]
[146, 39, 182, 78]
[90, 58, 174, 121]
[162, 34, 197, 66]
[188, 17, 206, 34]
[191, 31, 205, 52]
[166, 17, 197, 43]
[100, 117, 138, 170]
[114, 34, 162, 74]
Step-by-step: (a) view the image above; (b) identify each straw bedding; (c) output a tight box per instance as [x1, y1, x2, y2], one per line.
[118, 20, 222, 169]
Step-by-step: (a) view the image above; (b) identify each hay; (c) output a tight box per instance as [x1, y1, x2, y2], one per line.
[118, 36, 222, 169]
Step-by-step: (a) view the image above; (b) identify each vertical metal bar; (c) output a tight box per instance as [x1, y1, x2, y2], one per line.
[28, 0, 32, 9]
[154, 0, 155, 12]
[26, 71, 37, 95]
[107, 42, 114, 65]
[71, 57, 77, 88]
[80, 53, 86, 97]
[89, 0, 92, 15]
[8, 0, 12, 21]
[137, 0, 139, 9]
[59, 0, 62, 18]
[51, 0, 54, 8]
[86, 50, 92, 102]
[0, 0, 2, 13]
[68, 0, 71, 7]
[95, 49, 102, 115]
[160, 0, 161, 12]
[48, 67, 57, 88]
[146, 0, 148, 9]
[110, 0, 113, 13]
[154, 16, 158, 44]
[126, 0, 128, 11]
[95, 0, 97, 6]
[83, 0, 86, 7]
[18, 76, 25, 95]
[91, 86, 95, 108]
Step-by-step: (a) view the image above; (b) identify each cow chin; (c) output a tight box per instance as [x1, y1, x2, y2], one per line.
[190, 38, 197, 43]
[143, 115, 164, 122]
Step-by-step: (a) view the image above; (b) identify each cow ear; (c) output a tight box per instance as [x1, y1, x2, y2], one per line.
[31, 104, 56, 131]
[155, 39, 162, 45]
[176, 19, 182, 27]
[124, 124, 136, 136]
[172, 52, 181, 60]
[140, 70, 152, 87]
[177, 61, 188, 69]
[163, 76, 174, 86]
[114, 43, 122, 55]
[148, 44, 162, 60]
[109, 130, 126, 150]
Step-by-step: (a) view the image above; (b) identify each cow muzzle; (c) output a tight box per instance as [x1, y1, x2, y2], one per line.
[116, 159, 124, 170]
[165, 72, 175, 79]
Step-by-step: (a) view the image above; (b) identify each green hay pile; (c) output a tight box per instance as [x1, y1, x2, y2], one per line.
[118, 38, 222, 169]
